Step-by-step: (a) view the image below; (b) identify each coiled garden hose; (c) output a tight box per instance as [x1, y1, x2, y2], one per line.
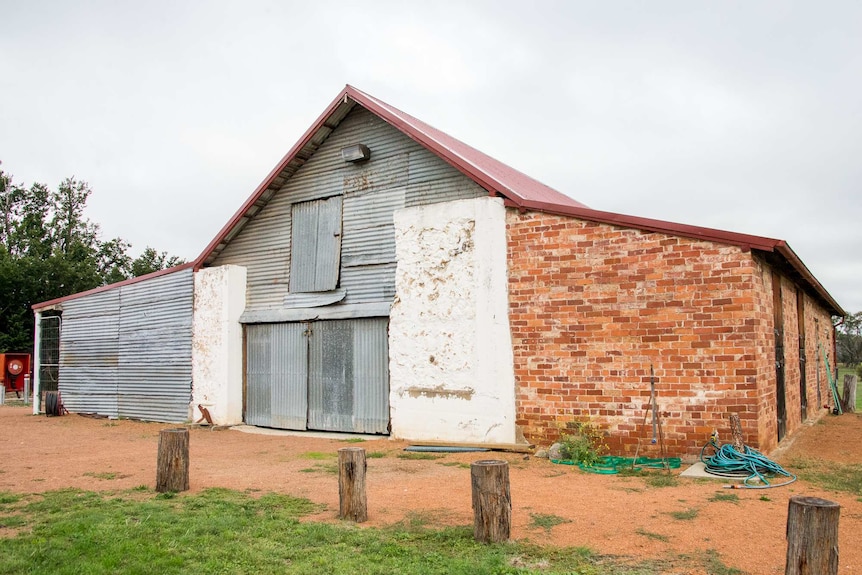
[700, 439, 796, 489]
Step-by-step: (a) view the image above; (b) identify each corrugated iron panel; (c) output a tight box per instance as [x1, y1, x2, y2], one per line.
[308, 318, 389, 433]
[289, 196, 342, 292]
[246, 323, 307, 429]
[59, 289, 120, 418]
[350, 318, 389, 433]
[57, 269, 192, 422]
[341, 264, 397, 305]
[117, 268, 193, 422]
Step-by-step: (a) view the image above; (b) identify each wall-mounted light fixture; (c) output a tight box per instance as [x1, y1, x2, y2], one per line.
[341, 144, 371, 163]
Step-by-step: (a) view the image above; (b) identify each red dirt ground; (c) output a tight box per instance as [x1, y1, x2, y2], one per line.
[1, 403, 860, 574]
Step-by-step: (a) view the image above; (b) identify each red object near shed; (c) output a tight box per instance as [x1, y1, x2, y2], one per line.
[0, 353, 31, 396]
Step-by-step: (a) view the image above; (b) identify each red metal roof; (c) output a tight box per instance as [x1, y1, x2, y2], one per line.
[33, 86, 841, 315]
[191, 85, 842, 315]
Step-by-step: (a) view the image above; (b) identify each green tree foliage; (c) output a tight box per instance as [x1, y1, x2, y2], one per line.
[0, 164, 185, 353]
[837, 311, 862, 366]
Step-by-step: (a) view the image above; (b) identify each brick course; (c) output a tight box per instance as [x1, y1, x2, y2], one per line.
[506, 209, 835, 457]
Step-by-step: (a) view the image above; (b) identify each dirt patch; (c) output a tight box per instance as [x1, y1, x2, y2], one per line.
[2, 404, 860, 574]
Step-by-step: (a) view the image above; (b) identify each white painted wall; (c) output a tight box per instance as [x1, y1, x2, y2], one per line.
[389, 196, 517, 444]
[191, 265, 247, 425]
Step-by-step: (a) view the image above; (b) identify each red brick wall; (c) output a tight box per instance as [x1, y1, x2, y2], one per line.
[506, 209, 834, 457]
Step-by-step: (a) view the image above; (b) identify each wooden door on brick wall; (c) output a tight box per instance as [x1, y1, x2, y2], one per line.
[772, 270, 787, 441]
[796, 291, 808, 421]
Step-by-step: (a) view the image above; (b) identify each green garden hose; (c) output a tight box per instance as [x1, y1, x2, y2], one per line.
[700, 439, 796, 489]
[551, 456, 681, 474]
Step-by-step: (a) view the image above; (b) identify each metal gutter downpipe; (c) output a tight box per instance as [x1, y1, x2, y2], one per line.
[32, 311, 42, 415]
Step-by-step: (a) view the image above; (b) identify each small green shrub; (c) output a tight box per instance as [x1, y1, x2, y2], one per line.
[558, 420, 607, 466]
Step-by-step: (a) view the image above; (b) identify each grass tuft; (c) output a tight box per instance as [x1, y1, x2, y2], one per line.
[709, 492, 740, 504]
[644, 473, 678, 487]
[667, 508, 699, 520]
[397, 452, 444, 460]
[528, 512, 572, 532]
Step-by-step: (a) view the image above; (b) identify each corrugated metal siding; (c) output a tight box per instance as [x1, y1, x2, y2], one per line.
[246, 323, 308, 429]
[289, 196, 342, 292]
[117, 269, 193, 422]
[58, 289, 120, 417]
[58, 269, 193, 421]
[211, 105, 485, 313]
[247, 318, 388, 433]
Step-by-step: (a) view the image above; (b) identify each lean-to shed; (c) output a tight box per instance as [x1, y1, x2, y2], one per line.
[32, 85, 844, 456]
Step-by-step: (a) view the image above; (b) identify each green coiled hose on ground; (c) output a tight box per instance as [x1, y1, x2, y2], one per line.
[700, 439, 797, 489]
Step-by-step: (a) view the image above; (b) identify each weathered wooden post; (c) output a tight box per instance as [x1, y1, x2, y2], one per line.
[156, 428, 190, 493]
[842, 374, 857, 413]
[729, 413, 745, 452]
[785, 495, 839, 575]
[338, 447, 367, 522]
[471, 460, 511, 543]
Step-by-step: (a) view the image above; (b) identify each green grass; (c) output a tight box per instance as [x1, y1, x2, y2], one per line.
[300, 451, 335, 460]
[635, 527, 669, 542]
[666, 508, 699, 521]
[0, 488, 746, 575]
[708, 492, 740, 504]
[367, 451, 387, 459]
[790, 457, 862, 495]
[643, 473, 678, 488]
[528, 513, 572, 532]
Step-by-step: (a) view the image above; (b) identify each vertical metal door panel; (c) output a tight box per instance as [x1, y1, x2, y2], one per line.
[308, 318, 389, 433]
[351, 318, 390, 433]
[289, 200, 320, 292]
[289, 196, 343, 293]
[314, 195, 343, 290]
[246, 324, 308, 429]
[270, 323, 308, 429]
[308, 321, 354, 431]
[796, 291, 808, 421]
[246, 325, 273, 427]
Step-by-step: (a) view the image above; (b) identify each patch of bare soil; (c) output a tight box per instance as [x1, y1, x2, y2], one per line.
[1, 403, 860, 574]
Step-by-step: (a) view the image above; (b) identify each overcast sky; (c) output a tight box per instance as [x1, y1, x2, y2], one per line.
[2, 1, 860, 312]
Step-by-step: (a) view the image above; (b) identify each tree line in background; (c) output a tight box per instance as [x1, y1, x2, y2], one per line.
[0, 164, 184, 353]
[837, 311, 862, 368]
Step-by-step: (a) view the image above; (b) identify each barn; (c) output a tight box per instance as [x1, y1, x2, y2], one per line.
[31, 85, 844, 457]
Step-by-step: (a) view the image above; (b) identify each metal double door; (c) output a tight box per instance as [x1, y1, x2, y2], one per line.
[246, 318, 389, 434]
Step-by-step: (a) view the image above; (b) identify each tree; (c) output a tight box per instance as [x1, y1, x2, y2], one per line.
[837, 311, 862, 366]
[130, 246, 185, 277]
[0, 164, 184, 353]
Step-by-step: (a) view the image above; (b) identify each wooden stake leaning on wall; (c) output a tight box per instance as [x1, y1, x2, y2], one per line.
[471, 460, 511, 543]
[785, 496, 839, 575]
[156, 428, 190, 493]
[729, 413, 745, 453]
[338, 447, 368, 522]
[842, 374, 857, 414]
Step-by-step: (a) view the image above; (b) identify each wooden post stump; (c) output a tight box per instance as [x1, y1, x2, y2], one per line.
[729, 413, 745, 452]
[842, 375, 857, 413]
[471, 460, 511, 543]
[156, 428, 190, 493]
[338, 447, 367, 522]
[785, 495, 840, 575]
